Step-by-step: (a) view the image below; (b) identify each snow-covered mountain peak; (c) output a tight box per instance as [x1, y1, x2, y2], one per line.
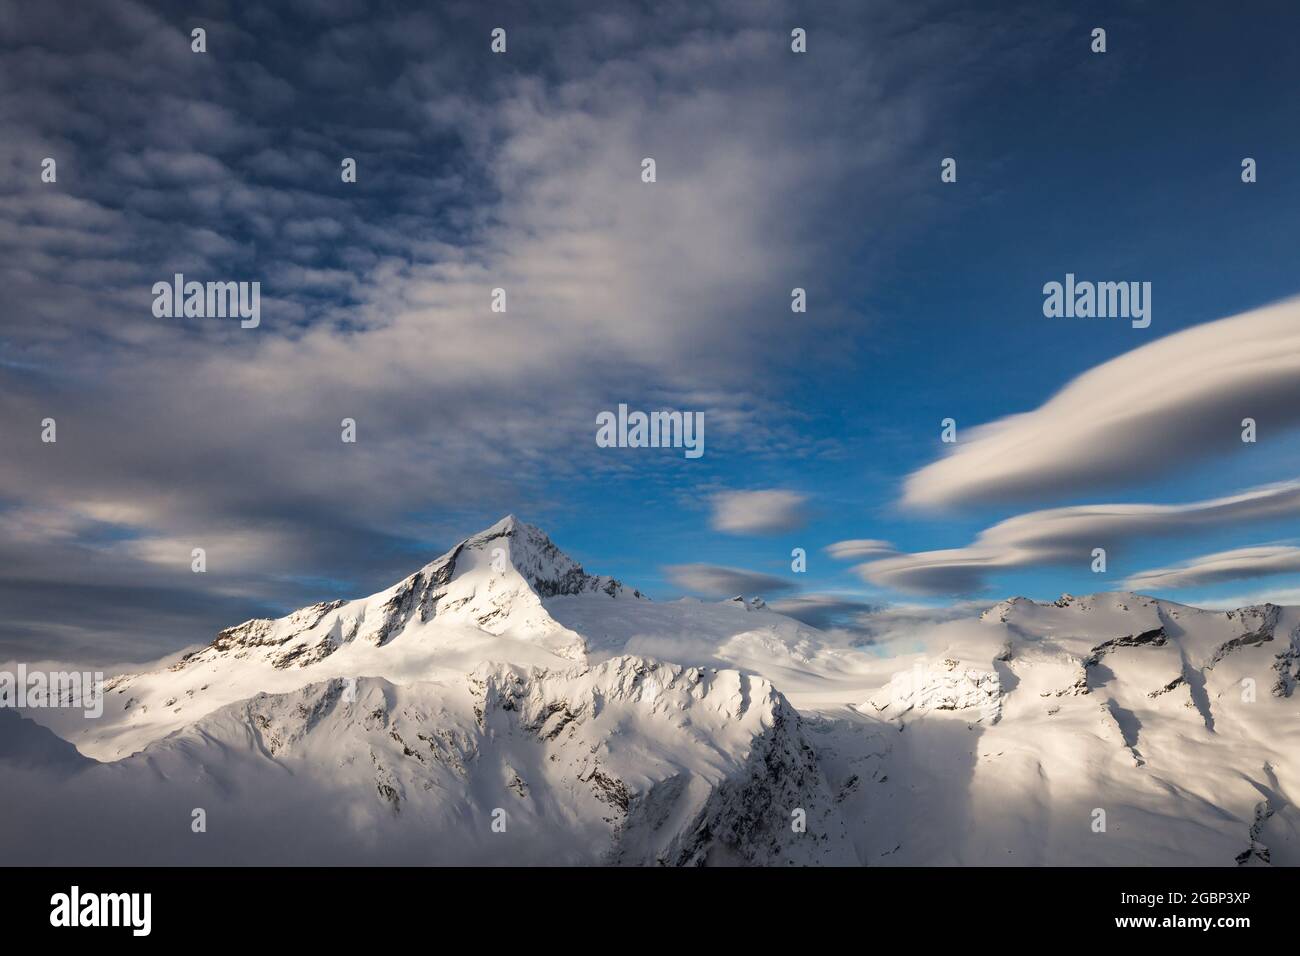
[186, 515, 641, 671]
[447, 515, 645, 601]
[67, 518, 648, 760]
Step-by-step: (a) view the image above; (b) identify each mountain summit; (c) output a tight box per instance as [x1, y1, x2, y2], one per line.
[75, 517, 643, 760]
[192, 514, 642, 666]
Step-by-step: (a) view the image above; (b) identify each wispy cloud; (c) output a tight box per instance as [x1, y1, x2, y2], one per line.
[711, 490, 809, 535]
[0, 1, 1058, 658]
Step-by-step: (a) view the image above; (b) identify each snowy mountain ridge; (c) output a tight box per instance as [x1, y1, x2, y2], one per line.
[9, 657, 845, 865]
[6, 518, 1300, 866]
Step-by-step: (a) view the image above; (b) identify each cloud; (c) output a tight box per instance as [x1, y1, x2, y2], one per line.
[1124, 545, 1300, 591]
[848, 600, 995, 648]
[1193, 587, 1300, 610]
[860, 480, 1300, 595]
[768, 593, 882, 629]
[902, 298, 1300, 509]
[711, 490, 809, 535]
[825, 538, 896, 560]
[0, 1, 1037, 659]
[663, 564, 795, 599]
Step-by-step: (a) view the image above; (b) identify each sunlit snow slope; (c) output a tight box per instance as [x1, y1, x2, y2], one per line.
[6, 519, 1299, 865]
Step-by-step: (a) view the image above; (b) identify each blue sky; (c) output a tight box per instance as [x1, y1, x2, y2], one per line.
[532, 3, 1300, 616]
[4, 0, 1300, 661]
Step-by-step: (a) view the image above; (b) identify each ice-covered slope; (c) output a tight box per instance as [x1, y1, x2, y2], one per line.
[817, 592, 1300, 865]
[1, 657, 853, 865]
[546, 590, 876, 698]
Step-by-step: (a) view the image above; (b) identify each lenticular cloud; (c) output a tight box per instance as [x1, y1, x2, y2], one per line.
[902, 297, 1300, 509]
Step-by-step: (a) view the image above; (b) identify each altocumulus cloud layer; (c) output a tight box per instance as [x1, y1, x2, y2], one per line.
[1, 0, 1035, 660]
